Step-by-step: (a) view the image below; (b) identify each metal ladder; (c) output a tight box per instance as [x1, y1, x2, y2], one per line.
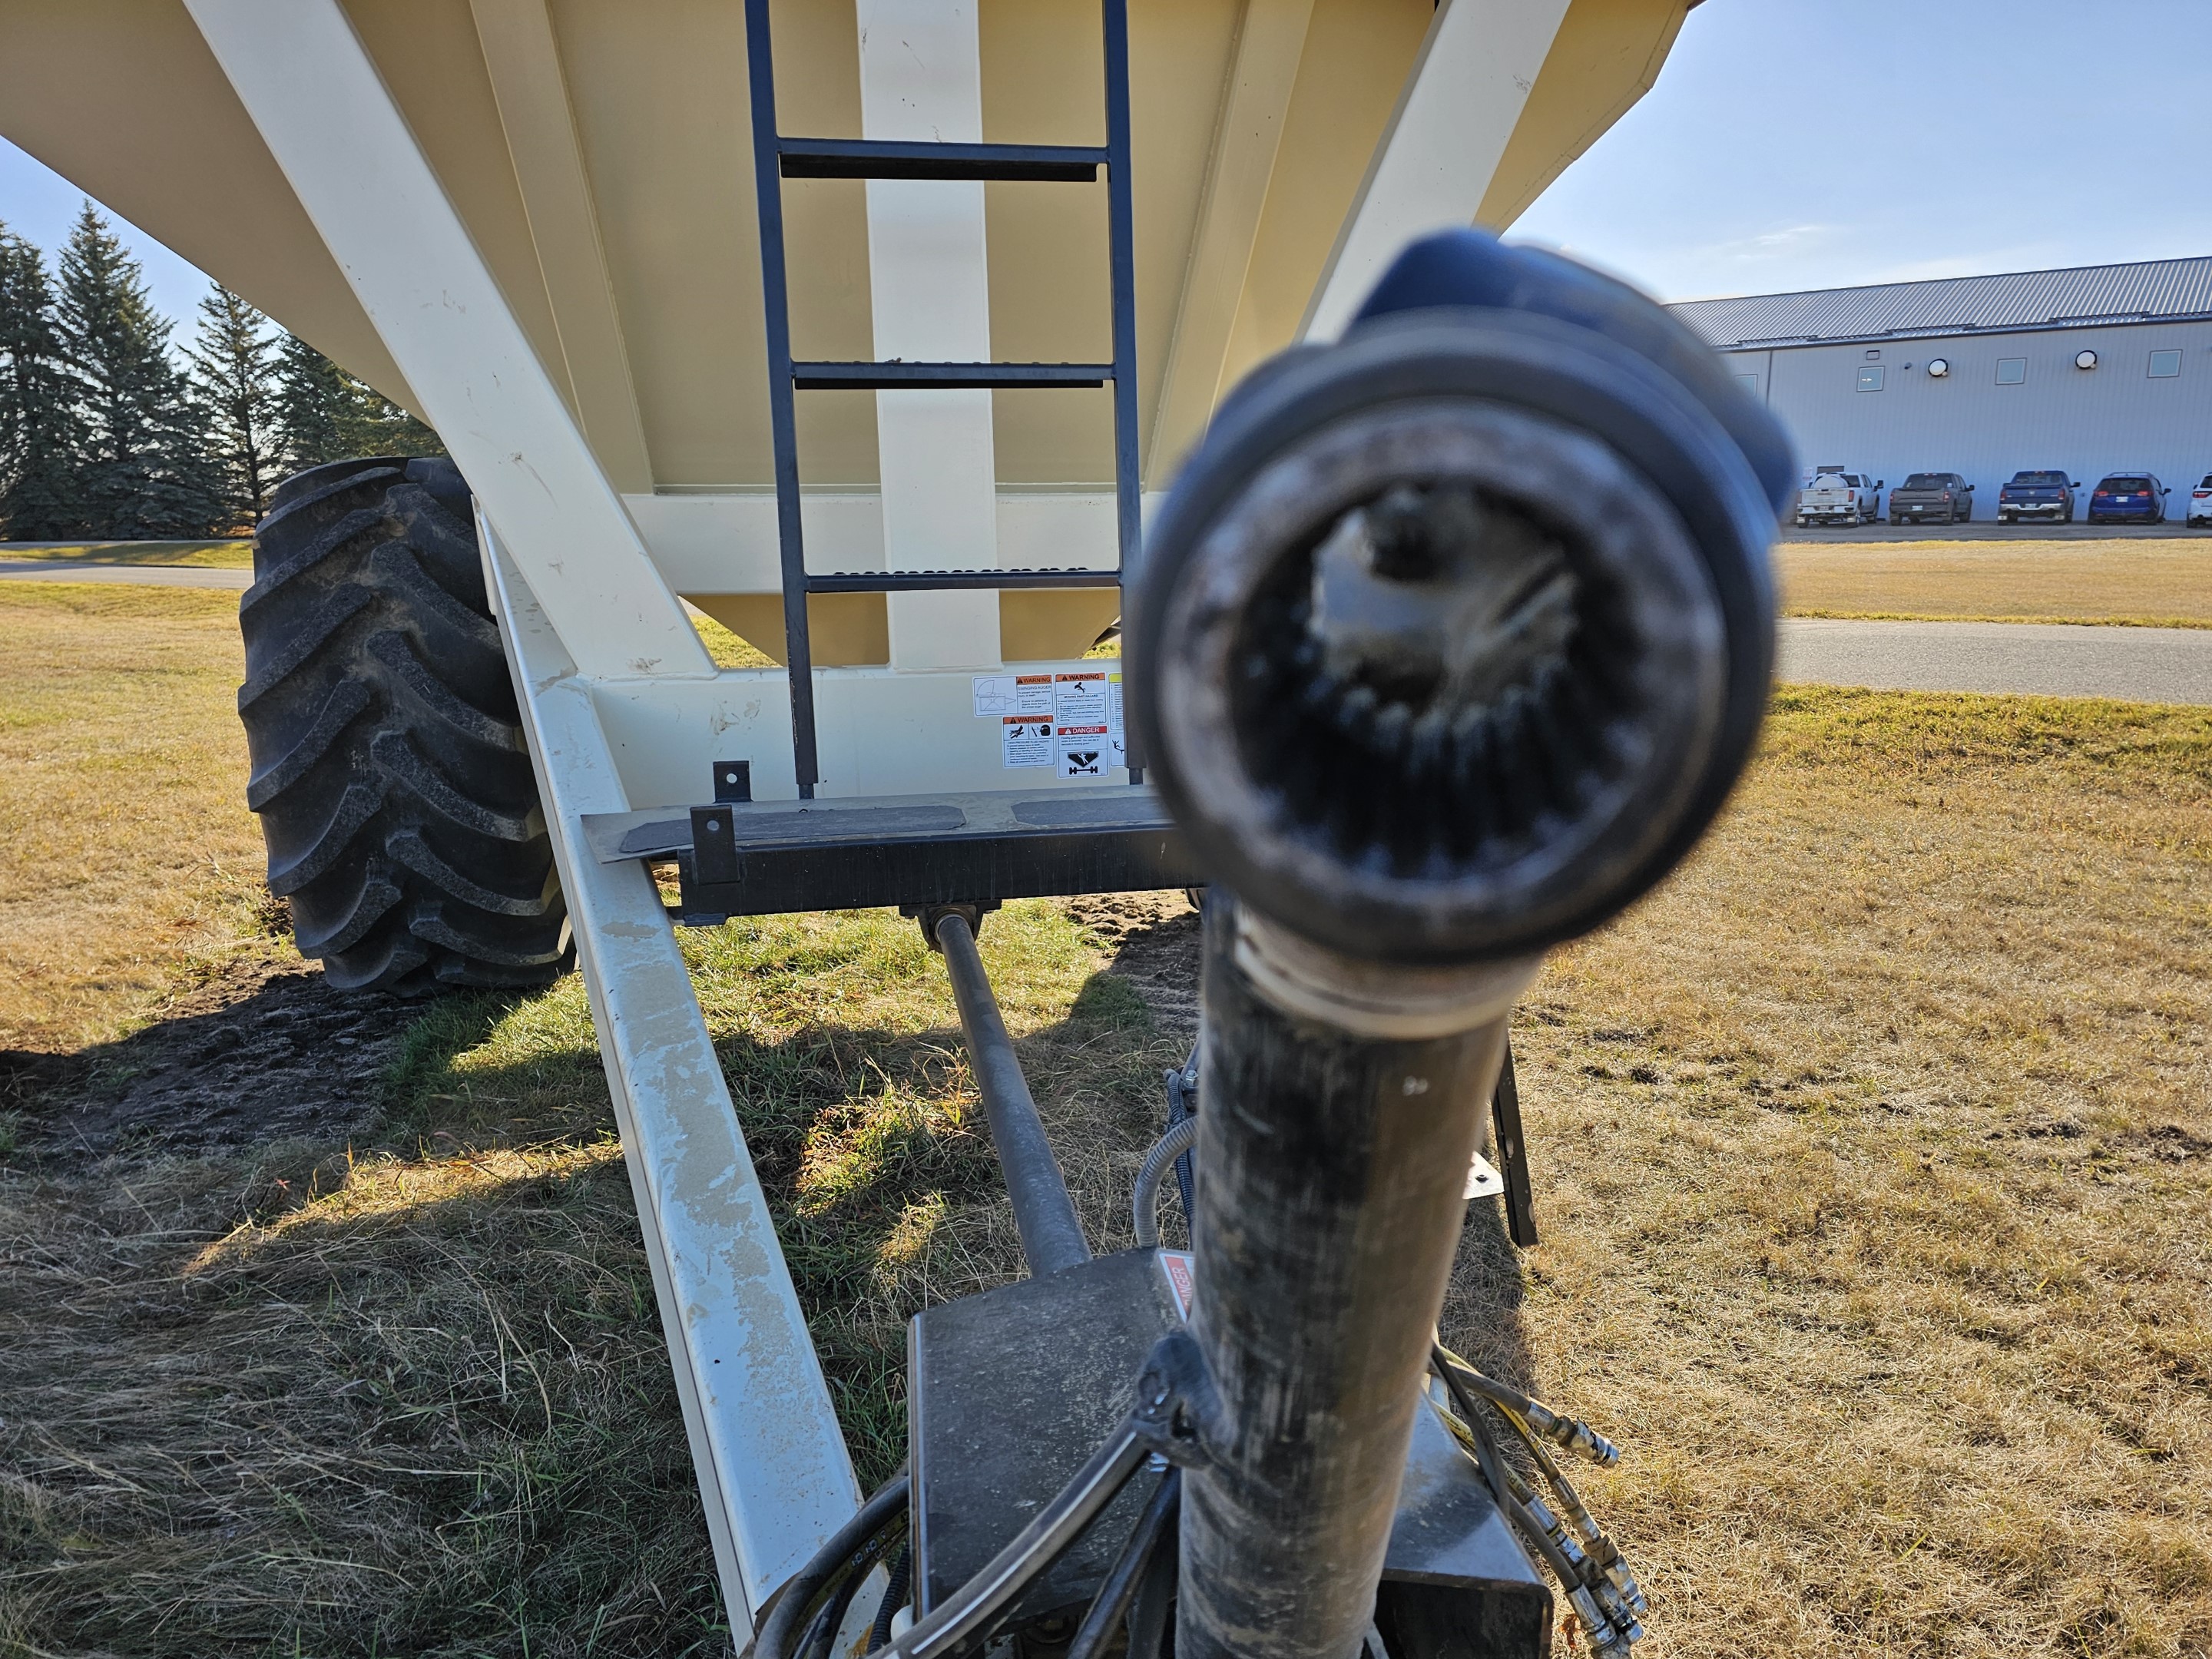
[742, 0, 1141, 800]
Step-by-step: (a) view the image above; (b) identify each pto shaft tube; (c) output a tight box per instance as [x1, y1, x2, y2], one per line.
[1128, 230, 1790, 1659]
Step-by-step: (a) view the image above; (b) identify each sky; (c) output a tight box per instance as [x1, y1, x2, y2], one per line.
[1512, 0, 2212, 302]
[1, 0, 2208, 336]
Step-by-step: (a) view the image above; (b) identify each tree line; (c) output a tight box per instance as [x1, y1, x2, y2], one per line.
[0, 204, 441, 541]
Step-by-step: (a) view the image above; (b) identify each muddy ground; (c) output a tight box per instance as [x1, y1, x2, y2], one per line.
[4, 954, 426, 1157]
[4, 896, 1203, 1162]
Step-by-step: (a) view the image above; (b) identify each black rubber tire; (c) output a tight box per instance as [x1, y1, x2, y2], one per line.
[237, 455, 569, 994]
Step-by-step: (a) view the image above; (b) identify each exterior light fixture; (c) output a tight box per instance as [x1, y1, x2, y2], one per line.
[2075, 349, 2098, 370]
[1926, 357, 1949, 377]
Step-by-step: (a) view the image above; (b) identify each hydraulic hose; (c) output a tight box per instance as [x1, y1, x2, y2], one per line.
[1131, 1115, 1198, 1248]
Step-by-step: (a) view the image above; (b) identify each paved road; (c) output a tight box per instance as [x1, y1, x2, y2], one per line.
[0, 558, 252, 591]
[1783, 520, 2204, 545]
[1779, 618, 2212, 705]
[7, 559, 2204, 704]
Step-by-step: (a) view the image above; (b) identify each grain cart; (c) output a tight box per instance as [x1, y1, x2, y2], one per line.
[0, 2, 1786, 1653]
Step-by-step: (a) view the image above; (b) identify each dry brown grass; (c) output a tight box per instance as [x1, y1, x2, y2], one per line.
[1778, 538, 2212, 627]
[7, 581, 2212, 1656]
[1467, 690, 2212, 1657]
[0, 582, 267, 1051]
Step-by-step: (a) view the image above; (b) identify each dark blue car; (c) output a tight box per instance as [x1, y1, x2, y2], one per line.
[2087, 473, 2169, 524]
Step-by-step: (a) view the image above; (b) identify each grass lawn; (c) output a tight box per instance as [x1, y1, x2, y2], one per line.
[0, 538, 255, 568]
[0, 581, 266, 1051]
[1778, 538, 2212, 627]
[5, 584, 2211, 1657]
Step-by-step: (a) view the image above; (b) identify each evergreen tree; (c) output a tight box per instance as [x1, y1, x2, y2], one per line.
[53, 202, 224, 538]
[187, 284, 280, 524]
[0, 221, 86, 540]
[270, 329, 351, 471]
[272, 329, 443, 475]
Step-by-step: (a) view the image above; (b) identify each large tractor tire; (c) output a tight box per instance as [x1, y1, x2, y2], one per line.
[237, 456, 569, 994]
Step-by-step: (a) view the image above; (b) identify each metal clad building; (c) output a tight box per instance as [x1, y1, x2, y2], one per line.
[1671, 257, 2212, 509]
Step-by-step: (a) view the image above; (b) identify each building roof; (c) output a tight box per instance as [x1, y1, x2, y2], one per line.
[1670, 256, 2212, 351]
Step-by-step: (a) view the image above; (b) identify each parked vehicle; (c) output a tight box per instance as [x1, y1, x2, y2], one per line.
[1888, 472, 1974, 524]
[2187, 475, 2212, 528]
[2088, 473, 2168, 524]
[1996, 470, 2077, 523]
[1795, 468, 1883, 527]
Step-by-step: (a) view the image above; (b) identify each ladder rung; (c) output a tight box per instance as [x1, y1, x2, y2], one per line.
[779, 137, 1105, 183]
[808, 568, 1122, 594]
[792, 361, 1113, 390]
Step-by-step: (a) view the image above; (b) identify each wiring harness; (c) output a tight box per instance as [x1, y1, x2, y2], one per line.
[1429, 1342, 1647, 1657]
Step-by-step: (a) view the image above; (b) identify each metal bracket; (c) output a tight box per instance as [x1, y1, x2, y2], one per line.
[714, 760, 754, 803]
[902, 900, 1001, 952]
[1491, 1038, 1540, 1249]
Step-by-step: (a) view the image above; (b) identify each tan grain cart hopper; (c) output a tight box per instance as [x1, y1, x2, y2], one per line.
[0, 0, 1697, 1638]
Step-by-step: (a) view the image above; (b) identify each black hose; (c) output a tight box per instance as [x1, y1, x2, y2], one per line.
[867, 1541, 911, 1651]
[753, 1472, 912, 1659]
[1124, 1525, 1177, 1659]
[935, 911, 1091, 1277]
[1065, 1470, 1181, 1659]
[801, 1525, 900, 1659]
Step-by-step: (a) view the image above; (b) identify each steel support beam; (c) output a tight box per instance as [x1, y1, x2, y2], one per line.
[185, 0, 712, 683]
[1300, 0, 1575, 342]
[480, 522, 861, 1624]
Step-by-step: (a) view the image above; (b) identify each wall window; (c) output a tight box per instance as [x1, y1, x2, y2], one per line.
[1735, 373, 1759, 396]
[2149, 349, 2183, 379]
[1995, 357, 2027, 385]
[1856, 365, 1885, 392]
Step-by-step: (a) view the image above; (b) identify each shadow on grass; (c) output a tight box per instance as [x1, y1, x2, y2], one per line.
[0, 901, 1538, 1657]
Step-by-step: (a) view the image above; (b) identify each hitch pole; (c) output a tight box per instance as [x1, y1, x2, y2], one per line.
[935, 912, 1091, 1278]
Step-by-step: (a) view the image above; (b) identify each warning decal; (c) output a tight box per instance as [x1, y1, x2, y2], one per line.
[1002, 716, 1055, 769]
[1053, 671, 1108, 726]
[975, 674, 1055, 719]
[1058, 725, 1110, 779]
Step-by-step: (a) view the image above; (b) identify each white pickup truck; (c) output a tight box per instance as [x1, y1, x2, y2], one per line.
[1793, 468, 1884, 528]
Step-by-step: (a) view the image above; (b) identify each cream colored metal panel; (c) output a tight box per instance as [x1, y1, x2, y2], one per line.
[339, 0, 572, 407]
[1303, 0, 1574, 341]
[548, 0, 879, 488]
[1207, 0, 1434, 452]
[470, 0, 655, 492]
[3, 0, 1691, 505]
[1149, 0, 1317, 478]
[1476, 0, 1691, 230]
[0, 0, 422, 416]
[187, 0, 711, 680]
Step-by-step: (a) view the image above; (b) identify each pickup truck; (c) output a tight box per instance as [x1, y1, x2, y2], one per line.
[1794, 469, 1883, 527]
[1888, 472, 1973, 524]
[1995, 470, 2077, 523]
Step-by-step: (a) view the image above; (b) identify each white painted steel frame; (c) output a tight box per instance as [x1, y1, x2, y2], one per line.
[1303, 0, 1575, 342]
[485, 524, 860, 1621]
[184, 0, 861, 1628]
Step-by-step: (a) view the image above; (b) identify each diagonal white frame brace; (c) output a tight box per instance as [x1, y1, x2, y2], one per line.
[185, 0, 713, 683]
[1300, 0, 1575, 343]
[483, 518, 862, 1624]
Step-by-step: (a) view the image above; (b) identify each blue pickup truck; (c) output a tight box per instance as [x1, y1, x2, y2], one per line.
[1995, 470, 2077, 524]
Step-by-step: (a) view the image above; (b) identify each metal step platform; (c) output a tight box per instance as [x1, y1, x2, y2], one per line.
[582, 785, 1197, 922]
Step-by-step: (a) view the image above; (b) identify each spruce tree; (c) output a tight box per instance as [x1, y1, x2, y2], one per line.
[53, 203, 224, 538]
[272, 329, 443, 476]
[0, 222, 86, 540]
[187, 284, 280, 524]
[270, 329, 352, 471]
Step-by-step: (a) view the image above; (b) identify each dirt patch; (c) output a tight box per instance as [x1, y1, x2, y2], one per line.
[1064, 889, 1203, 1037]
[8, 952, 422, 1157]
